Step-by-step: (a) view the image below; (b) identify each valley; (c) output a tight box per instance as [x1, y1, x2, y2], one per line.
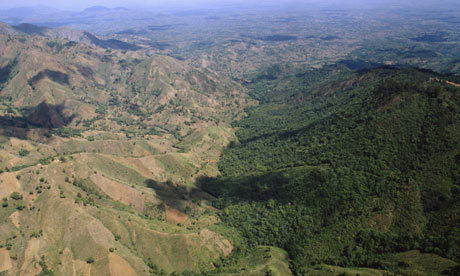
[0, 1, 459, 276]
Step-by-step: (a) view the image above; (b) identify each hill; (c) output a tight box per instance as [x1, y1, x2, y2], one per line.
[9, 22, 141, 50]
[202, 66, 460, 275]
[0, 18, 459, 275]
[0, 34, 252, 275]
[83, 6, 112, 13]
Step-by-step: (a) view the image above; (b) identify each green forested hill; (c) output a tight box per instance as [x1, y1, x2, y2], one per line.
[202, 67, 460, 275]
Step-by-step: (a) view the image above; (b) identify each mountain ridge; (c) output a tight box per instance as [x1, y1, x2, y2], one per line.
[0, 33, 255, 275]
[7, 22, 141, 50]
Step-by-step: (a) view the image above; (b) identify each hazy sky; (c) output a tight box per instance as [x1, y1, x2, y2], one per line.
[0, 0, 458, 11]
[0, 0, 329, 11]
[0, 0, 255, 10]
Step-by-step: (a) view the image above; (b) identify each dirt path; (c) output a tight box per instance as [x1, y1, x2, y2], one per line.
[446, 80, 460, 87]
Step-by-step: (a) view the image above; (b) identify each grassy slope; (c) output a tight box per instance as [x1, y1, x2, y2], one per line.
[0, 34, 252, 275]
[0, 33, 251, 136]
[0, 132, 238, 275]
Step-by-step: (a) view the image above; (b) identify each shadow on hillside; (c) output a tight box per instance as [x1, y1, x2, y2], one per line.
[0, 101, 75, 139]
[144, 178, 217, 212]
[145, 179, 189, 199]
[194, 166, 336, 215]
[143, 166, 323, 212]
[195, 173, 294, 204]
[191, 172, 344, 224]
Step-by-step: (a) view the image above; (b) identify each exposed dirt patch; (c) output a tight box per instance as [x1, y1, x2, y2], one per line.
[9, 211, 20, 228]
[73, 260, 91, 276]
[90, 174, 145, 212]
[0, 172, 22, 199]
[108, 253, 138, 276]
[199, 229, 234, 257]
[218, 239, 234, 256]
[127, 156, 163, 179]
[9, 138, 34, 150]
[59, 247, 76, 276]
[19, 239, 41, 276]
[200, 57, 210, 68]
[87, 220, 115, 249]
[0, 248, 12, 273]
[164, 204, 188, 224]
[78, 104, 97, 120]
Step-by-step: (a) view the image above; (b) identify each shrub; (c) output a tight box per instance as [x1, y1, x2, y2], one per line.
[18, 149, 29, 157]
[16, 203, 25, 211]
[86, 257, 95, 264]
[10, 192, 22, 200]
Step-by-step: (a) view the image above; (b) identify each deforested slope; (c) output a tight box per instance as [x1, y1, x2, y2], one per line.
[0, 33, 252, 275]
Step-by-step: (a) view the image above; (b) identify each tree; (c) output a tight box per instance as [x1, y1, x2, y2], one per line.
[86, 257, 95, 264]
[18, 149, 29, 157]
[10, 192, 22, 200]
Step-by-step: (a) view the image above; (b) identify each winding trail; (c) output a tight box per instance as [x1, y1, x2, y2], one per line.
[446, 80, 460, 87]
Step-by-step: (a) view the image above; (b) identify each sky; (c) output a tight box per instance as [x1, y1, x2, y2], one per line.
[0, 0, 257, 10]
[0, 0, 458, 11]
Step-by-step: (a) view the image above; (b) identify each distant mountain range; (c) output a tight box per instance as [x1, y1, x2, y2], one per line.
[0, 5, 137, 31]
[0, 22, 141, 51]
[82, 6, 129, 13]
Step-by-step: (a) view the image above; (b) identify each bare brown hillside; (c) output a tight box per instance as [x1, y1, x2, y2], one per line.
[0, 33, 253, 275]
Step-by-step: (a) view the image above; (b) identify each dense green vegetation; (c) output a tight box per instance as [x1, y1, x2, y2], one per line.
[202, 66, 460, 274]
[37, 257, 55, 276]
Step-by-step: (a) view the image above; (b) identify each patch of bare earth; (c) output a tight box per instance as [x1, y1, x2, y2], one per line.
[78, 105, 98, 120]
[19, 239, 41, 276]
[9, 211, 20, 228]
[73, 260, 91, 276]
[0, 248, 12, 273]
[126, 156, 163, 179]
[0, 172, 22, 199]
[90, 174, 145, 212]
[87, 220, 115, 249]
[108, 253, 138, 276]
[217, 239, 234, 257]
[199, 229, 233, 257]
[164, 204, 188, 224]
